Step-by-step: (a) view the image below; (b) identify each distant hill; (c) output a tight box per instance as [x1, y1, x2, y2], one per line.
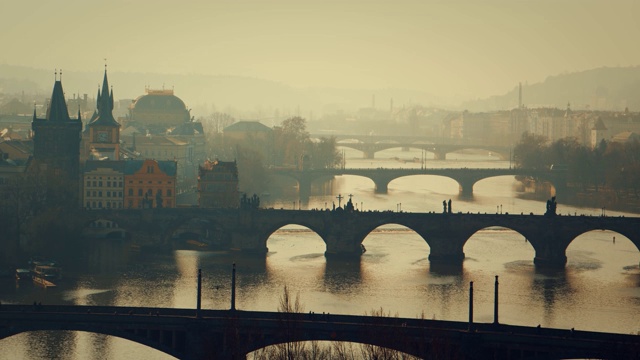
[461, 66, 640, 112]
[0, 65, 437, 119]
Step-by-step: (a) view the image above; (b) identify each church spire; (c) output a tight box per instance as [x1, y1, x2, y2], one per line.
[90, 66, 119, 127]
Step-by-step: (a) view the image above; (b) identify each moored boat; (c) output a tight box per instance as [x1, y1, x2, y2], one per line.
[32, 265, 61, 288]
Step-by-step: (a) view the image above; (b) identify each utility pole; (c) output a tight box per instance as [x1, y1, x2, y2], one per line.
[231, 263, 236, 311]
[494, 275, 499, 325]
[196, 268, 202, 318]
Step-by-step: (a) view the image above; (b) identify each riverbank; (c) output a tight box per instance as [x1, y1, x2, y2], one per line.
[516, 179, 640, 214]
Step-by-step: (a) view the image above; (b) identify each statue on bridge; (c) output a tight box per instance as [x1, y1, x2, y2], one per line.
[545, 196, 557, 217]
[240, 193, 260, 209]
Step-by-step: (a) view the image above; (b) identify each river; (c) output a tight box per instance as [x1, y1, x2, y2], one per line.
[1, 148, 639, 359]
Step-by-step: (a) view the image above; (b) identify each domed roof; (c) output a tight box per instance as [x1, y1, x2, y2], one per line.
[130, 89, 188, 114]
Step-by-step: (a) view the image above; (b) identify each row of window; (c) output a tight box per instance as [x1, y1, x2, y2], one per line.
[127, 200, 173, 208]
[127, 188, 173, 197]
[86, 201, 123, 209]
[85, 189, 174, 198]
[86, 191, 123, 198]
[86, 176, 119, 180]
[86, 180, 123, 188]
[128, 180, 173, 184]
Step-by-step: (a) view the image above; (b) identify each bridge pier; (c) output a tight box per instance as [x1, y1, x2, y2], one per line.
[373, 180, 389, 194]
[434, 150, 447, 160]
[428, 251, 465, 264]
[424, 229, 466, 265]
[363, 150, 375, 159]
[533, 253, 567, 268]
[457, 178, 475, 197]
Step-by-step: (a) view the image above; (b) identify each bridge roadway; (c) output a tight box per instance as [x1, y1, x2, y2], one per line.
[1, 304, 639, 359]
[269, 167, 565, 198]
[86, 209, 640, 268]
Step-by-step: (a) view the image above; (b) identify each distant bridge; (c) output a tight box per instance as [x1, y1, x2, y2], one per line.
[78, 209, 639, 268]
[310, 133, 510, 159]
[2, 304, 639, 359]
[270, 167, 564, 198]
[336, 142, 510, 160]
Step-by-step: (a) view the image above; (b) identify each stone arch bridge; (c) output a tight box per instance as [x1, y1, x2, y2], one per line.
[83, 209, 639, 268]
[270, 168, 565, 198]
[336, 141, 511, 160]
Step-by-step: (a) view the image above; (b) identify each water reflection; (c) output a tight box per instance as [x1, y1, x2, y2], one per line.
[26, 331, 76, 360]
[532, 267, 574, 325]
[322, 258, 363, 294]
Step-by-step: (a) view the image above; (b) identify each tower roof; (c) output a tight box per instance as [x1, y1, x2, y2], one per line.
[89, 68, 120, 128]
[592, 117, 607, 131]
[46, 80, 71, 122]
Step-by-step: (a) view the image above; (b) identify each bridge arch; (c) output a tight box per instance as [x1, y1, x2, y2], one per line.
[0, 327, 184, 359]
[566, 229, 640, 266]
[387, 174, 458, 197]
[247, 339, 423, 359]
[259, 222, 328, 253]
[359, 223, 431, 261]
[461, 226, 536, 263]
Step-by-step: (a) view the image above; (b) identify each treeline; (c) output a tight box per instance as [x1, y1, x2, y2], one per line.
[513, 132, 640, 198]
[200, 114, 341, 195]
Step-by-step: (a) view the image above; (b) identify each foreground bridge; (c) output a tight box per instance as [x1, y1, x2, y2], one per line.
[270, 167, 565, 198]
[1, 304, 639, 359]
[82, 209, 640, 267]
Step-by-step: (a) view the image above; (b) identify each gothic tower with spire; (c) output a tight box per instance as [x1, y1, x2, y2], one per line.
[31, 72, 83, 203]
[87, 67, 121, 160]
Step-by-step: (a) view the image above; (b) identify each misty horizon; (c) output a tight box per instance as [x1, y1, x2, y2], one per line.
[2, 0, 640, 116]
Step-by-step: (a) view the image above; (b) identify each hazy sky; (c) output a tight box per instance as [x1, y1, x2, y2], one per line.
[2, 0, 639, 101]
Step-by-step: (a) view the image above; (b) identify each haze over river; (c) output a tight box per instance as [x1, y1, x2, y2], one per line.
[2, 148, 639, 359]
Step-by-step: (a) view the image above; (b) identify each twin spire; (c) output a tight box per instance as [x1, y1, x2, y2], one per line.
[91, 66, 119, 127]
[35, 64, 118, 127]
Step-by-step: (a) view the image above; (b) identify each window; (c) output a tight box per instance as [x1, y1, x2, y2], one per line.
[93, 181, 96, 187]
[98, 201, 102, 208]
[86, 181, 90, 187]
[128, 189, 133, 196]
[119, 182, 123, 187]
[167, 189, 172, 196]
[157, 189, 162, 196]
[106, 202, 111, 208]
[99, 181, 103, 187]
[119, 191, 123, 197]
[107, 181, 111, 187]
[86, 202, 90, 208]
[107, 191, 111, 197]
[138, 189, 143, 196]
[86, 191, 90, 197]
[92, 191, 96, 197]
[98, 191, 102, 197]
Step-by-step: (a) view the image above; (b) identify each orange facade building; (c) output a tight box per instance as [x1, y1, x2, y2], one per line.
[124, 159, 177, 209]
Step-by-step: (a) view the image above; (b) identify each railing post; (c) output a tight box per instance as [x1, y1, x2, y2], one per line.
[494, 275, 499, 325]
[231, 263, 236, 311]
[468, 281, 474, 331]
[196, 268, 202, 318]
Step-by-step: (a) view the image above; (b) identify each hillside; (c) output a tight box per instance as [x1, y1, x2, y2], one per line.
[461, 66, 640, 112]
